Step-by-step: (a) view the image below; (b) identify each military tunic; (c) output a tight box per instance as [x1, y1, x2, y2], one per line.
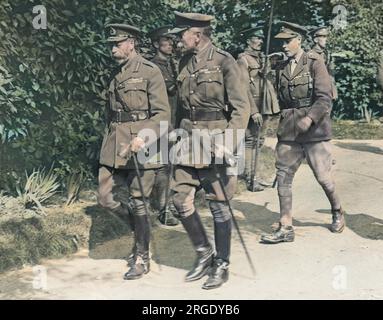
[172, 42, 250, 214]
[99, 54, 170, 170]
[98, 54, 170, 206]
[151, 54, 178, 126]
[171, 43, 249, 171]
[237, 49, 280, 116]
[309, 44, 338, 100]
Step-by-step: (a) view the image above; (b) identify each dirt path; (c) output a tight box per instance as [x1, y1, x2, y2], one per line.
[1, 139, 383, 300]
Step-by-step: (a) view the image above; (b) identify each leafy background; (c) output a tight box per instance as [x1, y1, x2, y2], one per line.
[0, 0, 382, 191]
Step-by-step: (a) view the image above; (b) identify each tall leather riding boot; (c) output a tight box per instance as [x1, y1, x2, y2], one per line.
[124, 205, 150, 280]
[214, 219, 231, 262]
[180, 212, 214, 282]
[202, 219, 231, 290]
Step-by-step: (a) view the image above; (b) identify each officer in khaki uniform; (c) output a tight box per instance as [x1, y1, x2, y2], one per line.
[97, 24, 170, 278]
[309, 26, 338, 100]
[169, 12, 250, 289]
[260, 22, 345, 244]
[237, 26, 280, 191]
[148, 26, 179, 226]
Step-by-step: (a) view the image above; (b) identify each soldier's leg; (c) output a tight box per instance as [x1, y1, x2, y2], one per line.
[97, 166, 134, 229]
[258, 114, 269, 148]
[124, 169, 156, 280]
[199, 165, 237, 289]
[304, 141, 345, 232]
[260, 142, 304, 244]
[153, 165, 179, 226]
[275, 142, 304, 226]
[244, 119, 257, 182]
[172, 166, 214, 282]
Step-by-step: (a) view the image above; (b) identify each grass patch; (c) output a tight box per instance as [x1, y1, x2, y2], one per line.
[332, 120, 383, 139]
[0, 202, 91, 273]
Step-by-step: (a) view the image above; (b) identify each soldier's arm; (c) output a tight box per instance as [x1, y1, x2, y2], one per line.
[223, 56, 251, 132]
[307, 58, 332, 124]
[237, 57, 260, 115]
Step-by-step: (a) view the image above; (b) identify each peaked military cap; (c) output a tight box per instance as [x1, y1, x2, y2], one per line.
[148, 25, 174, 41]
[309, 26, 330, 38]
[105, 23, 141, 42]
[168, 11, 214, 34]
[240, 26, 265, 39]
[274, 21, 307, 39]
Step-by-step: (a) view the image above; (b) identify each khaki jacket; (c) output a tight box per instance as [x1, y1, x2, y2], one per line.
[151, 54, 178, 126]
[175, 42, 250, 167]
[237, 50, 280, 115]
[99, 54, 170, 169]
[309, 45, 338, 100]
[276, 51, 332, 143]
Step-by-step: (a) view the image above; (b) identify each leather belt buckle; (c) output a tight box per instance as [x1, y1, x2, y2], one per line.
[116, 109, 122, 123]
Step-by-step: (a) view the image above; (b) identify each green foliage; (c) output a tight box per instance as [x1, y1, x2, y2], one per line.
[0, 0, 175, 190]
[329, 0, 383, 120]
[16, 166, 60, 213]
[65, 170, 85, 206]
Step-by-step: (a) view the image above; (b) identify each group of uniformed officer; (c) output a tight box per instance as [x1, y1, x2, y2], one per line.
[96, 11, 345, 290]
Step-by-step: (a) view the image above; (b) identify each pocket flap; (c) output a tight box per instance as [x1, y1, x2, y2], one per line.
[118, 78, 147, 92]
[197, 69, 223, 85]
[291, 74, 310, 86]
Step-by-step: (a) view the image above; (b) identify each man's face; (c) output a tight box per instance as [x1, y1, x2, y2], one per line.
[282, 36, 301, 58]
[248, 36, 263, 51]
[314, 35, 327, 49]
[180, 28, 200, 52]
[111, 38, 135, 64]
[157, 36, 174, 56]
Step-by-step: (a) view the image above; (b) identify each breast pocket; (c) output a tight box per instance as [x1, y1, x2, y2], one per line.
[290, 73, 311, 100]
[196, 68, 224, 101]
[117, 79, 148, 110]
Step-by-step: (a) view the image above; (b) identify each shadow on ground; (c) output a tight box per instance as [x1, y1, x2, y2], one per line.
[83, 200, 383, 273]
[85, 205, 195, 270]
[316, 209, 383, 240]
[334, 142, 383, 155]
[232, 200, 330, 234]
